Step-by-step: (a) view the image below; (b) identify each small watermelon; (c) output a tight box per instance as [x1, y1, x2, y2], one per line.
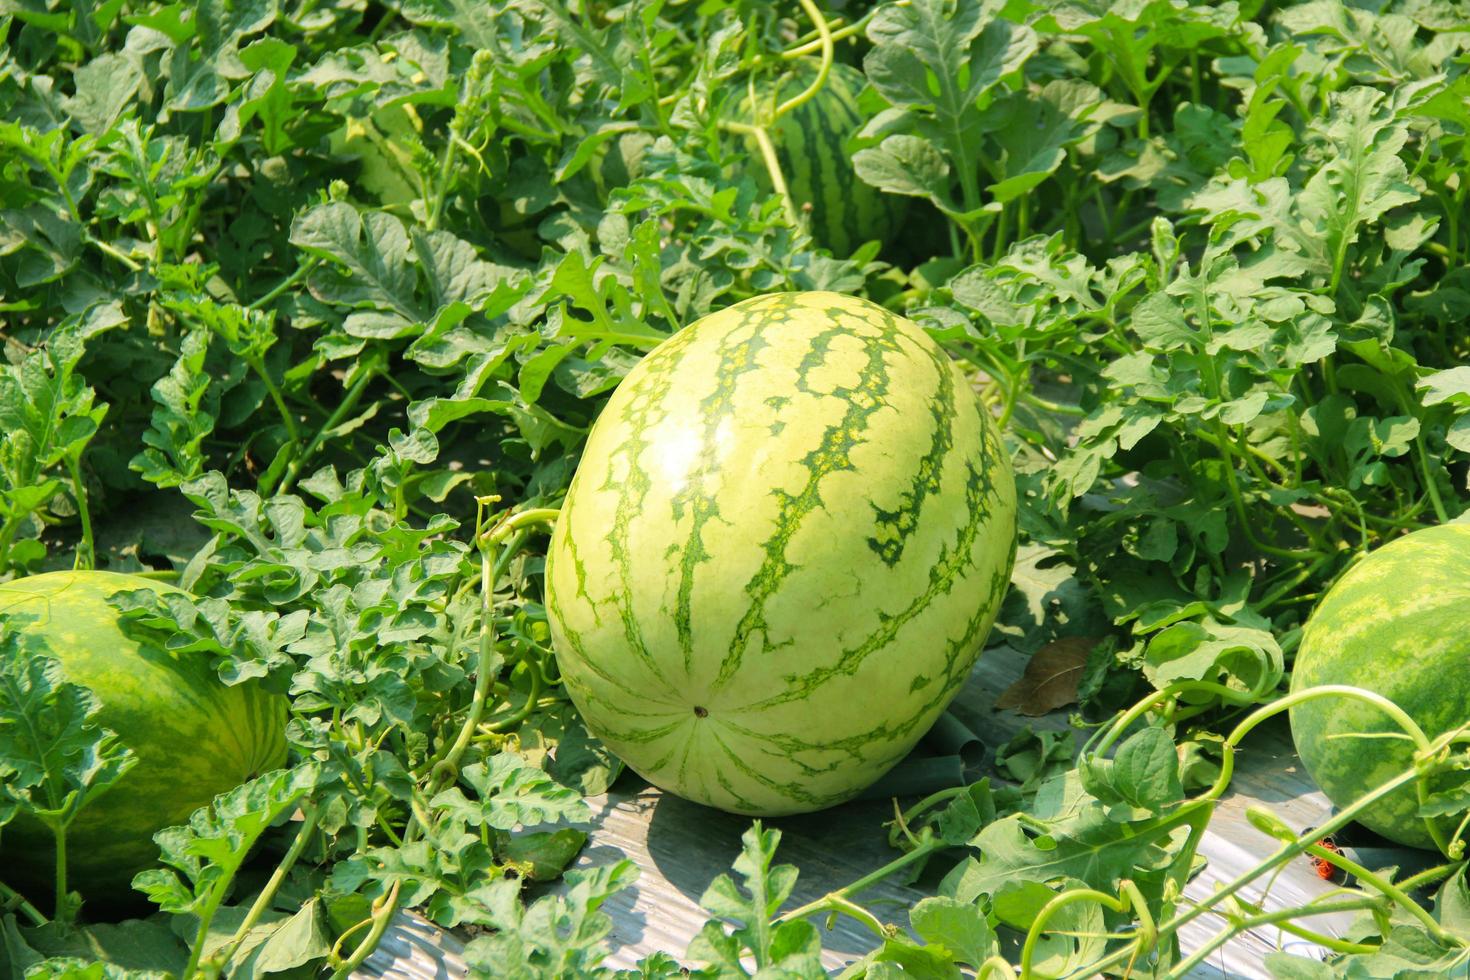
[1288, 524, 1470, 850]
[0, 571, 289, 906]
[744, 62, 908, 257]
[545, 292, 1017, 815]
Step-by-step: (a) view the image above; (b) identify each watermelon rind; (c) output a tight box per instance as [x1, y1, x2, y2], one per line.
[0, 570, 289, 905]
[545, 291, 1017, 815]
[1288, 524, 1470, 850]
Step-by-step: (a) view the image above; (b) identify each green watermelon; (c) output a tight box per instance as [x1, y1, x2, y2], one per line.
[545, 291, 1017, 815]
[746, 62, 908, 257]
[1288, 524, 1470, 850]
[0, 570, 289, 905]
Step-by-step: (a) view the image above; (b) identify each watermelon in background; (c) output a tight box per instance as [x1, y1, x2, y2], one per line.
[546, 291, 1017, 815]
[1288, 524, 1470, 850]
[0, 571, 289, 908]
[745, 61, 909, 257]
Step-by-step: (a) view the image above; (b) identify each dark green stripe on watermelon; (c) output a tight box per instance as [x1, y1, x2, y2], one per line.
[672, 316, 775, 674]
[713, 311, 904, 692]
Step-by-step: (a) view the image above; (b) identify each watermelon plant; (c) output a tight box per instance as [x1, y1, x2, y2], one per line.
[0, 570, 287, 910]
[0, 0, 1468, 976]
[547, 291, 1016, 814]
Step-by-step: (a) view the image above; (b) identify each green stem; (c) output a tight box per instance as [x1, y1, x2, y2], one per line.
[1153, 804, 1212, 971]
[52, 820, 68, 923]
[893, 787, 968, 843]
[1021, 887, 1133, 978]
[0, 516, 19, 572]
[1300, 841, 1457, 945]
[777, 831, 943, 924]
[87, 235, 144, 272]
[822, 895, 890, 939]
[980, 956, 1019, 980]
[429, 501, 559, 789]
[0, 878, 47, 927]
[64, 455, 94, 571]
[1397, 861, 1466, 894]
[250, 356, 300, 445]
[1206, 687, 1434, 803]
[780, 8, 881, 58]
[249, 259, 319, 311]
[1168, 898, 1381, 976]
[1089, 679, 1264, 759]
[1212, 425, 1318, 561]
[208, 808, 323, 976]
[482, 663, 543, 732]
[1068, 766, 1423, 980]
[772, 0, 832, 121]
[275, 368, 377, 496]
[326, 882, 400, 980]
[481, 507, 562, 546]
[1077, 683, 1460, 977]
[1390, 379, 1450, 524]
[183, 876, 232, 980]
[1257, 553, 1333, 611]
[1020, 391, 1086, 416]
[723, 120, 800, 230]
[1266, 918, 1376, 956]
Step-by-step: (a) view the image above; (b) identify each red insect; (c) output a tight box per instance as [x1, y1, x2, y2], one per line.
[1311, 835, 1343, 882]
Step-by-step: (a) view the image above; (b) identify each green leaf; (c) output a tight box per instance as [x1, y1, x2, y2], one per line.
[431, 753, 591, 830]
[130, 329, 238, 489]
[62, 53, 144, 135]
[247, 898, 332, 974]
[940, 801, 1176, 903]
[15, 918, 188, 977]
[1264, 952, 1336, 979]
[1433, 866, 1470, 937]
[290, 203, 421, 321]
[460, 861, 637, 978]
[1109, 726, 1184, 811]
[0, 629, 137, 832]
[1130, 293, 1196, 351]
[1142, 618, 1283, 696]
[866, 0, 1035, 113]
[853, 135, 954, 206]
[222, 37, 298, 153]
[688, 822, 820, 975]
[1293, 87, 1419, 285]
[0, 318, 113, 570]
[1417, 367, 1470, 408]
[982, 80, 1101, 203]
[907, 896, 998, 968]
[132, 765, 317, 915]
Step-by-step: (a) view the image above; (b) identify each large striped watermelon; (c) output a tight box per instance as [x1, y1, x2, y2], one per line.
[1288, 524, 1470, 849]
[0, 571, 289, 905]
[746, 62, 908, 257]
[545, 292, 1017, 815]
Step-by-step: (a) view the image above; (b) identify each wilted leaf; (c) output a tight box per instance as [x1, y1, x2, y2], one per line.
[995, 637, 1096, 716]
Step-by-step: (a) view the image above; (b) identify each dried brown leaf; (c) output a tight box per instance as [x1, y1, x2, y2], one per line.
[994, 636, 1095, 716]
